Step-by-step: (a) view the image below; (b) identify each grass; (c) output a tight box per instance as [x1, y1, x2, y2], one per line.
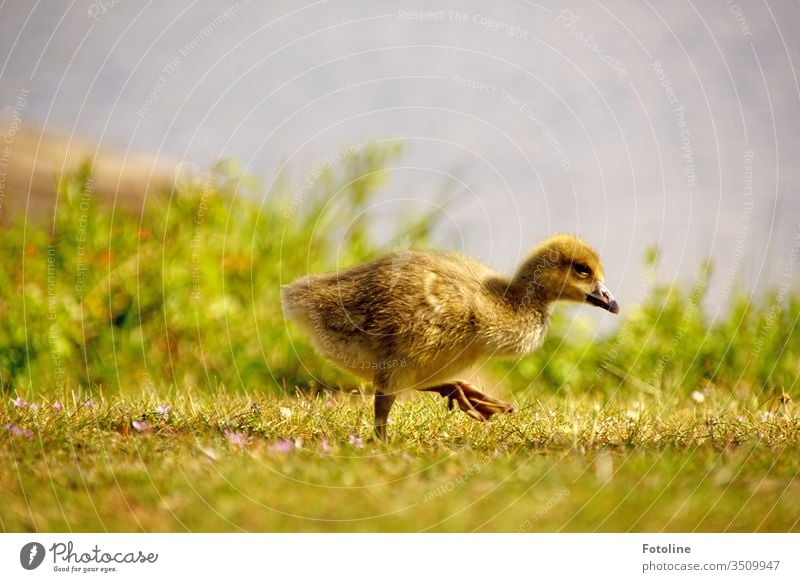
[1, 142, 799, 532]
[2, 389, 798, 532]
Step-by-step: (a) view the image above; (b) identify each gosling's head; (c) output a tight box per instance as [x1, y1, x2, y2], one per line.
[514, 234, 619, 314]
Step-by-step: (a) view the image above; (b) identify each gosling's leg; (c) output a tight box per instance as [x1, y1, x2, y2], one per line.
[420, 382, 481, 420]
[421, 381, 514, 421]
[374, 391, 397, 440]
[458, 381, 515, 418]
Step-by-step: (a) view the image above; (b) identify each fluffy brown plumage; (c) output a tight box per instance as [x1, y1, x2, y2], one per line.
[282, 233, 618, 439]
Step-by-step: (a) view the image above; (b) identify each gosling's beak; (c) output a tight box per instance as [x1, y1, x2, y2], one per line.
[586, 281, 619, 314]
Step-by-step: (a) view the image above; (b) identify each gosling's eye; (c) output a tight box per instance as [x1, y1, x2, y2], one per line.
[573, 262, 592, 277]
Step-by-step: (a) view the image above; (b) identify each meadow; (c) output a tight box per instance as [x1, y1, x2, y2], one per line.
[1, 143, 798, 532]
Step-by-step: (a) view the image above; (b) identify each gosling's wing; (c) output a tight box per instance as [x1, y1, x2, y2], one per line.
[282, 259, 385, 335]
[282, 251, 496, 363]
[370, 252, 491, 361]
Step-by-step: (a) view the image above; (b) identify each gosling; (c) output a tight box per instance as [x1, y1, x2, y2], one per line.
[282, 234, 619, 439]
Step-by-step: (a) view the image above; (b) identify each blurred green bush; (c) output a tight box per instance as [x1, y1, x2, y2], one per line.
[495, 260, 800, 402]
[0, 142, 797, 400]
[0, 142, 439, 396]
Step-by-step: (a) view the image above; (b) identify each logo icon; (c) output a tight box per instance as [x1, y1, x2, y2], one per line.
[20, 542, 46, 570]
[389, 234, 413, 290]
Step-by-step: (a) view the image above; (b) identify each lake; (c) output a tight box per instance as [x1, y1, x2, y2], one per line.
[1, 0, 798, 319]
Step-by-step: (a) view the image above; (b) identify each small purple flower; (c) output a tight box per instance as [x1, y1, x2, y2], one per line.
[11, 396, 27, 408]
[320, 438, 331, 453]
[29, 403, 41, 412]
[348, 434, 364, 448]
[4, 422, 33, 439]
[82, 399, 95, 408]
[325, 399, 335, 408]
[224, 429, 251, 448]
[52, 401, 64, 412]
[156, 405, 172, 416]
[269, 438, 294, 454]
[132, 421, 151, 432]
